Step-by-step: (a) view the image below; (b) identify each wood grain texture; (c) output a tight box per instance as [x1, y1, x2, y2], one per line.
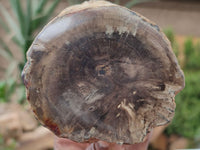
[22, 0, 185, 144]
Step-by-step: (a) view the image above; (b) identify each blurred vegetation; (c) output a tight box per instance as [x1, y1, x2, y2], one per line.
[164, 28, 179, 57]
[66, 0, 82, 5]
[168, 71, 200, 138]
[0, 0, 60, 103]
[66, 0, 154, 8]
[0, 0, 60, 70]
[184, 38, 200, 70]
[0, 79, 16, 103]
[0, 135, 16, 150]
[164, 28, 200, 143]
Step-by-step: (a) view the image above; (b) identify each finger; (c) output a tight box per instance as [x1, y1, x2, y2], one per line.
[54, 136, 89, 150]
[123, 131, 153, 150]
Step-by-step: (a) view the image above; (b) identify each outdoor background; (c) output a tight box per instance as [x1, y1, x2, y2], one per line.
[0, 0, 200, 150]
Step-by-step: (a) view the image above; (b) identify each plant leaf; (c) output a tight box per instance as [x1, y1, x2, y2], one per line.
[0, 81, 6, 102]
[0, 16, 9, 32]
[31, 14, 48, 31]
[17, 85, 26, 104]
[67, 0, 82, 5]
[125, 0, 151, 8]
[35, 0, 48, 15]
[114, 0, 120, 4]
[7, 78, 16, 97]
[9, 0, 25, 36]
[45, 0, 60, 18]
[31, 0, 60, 31]
[6, 61, 17, 77]
[0, 48, 12, 60]
[0, 3, 25, 47]
[23, 0, 32, 53]
[0, 39, 13, 58]
[25, 0, 32, 36]
[12, 36, 23, 48]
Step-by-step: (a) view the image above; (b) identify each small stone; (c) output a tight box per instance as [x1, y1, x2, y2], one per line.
[169, 137, 189, 150]
[150, 125, 167, 143]
[17, 126, 54, 150]
[0, 104, 23, 139]
[151, 133, 168, 150]
[19, 110, 37, 131]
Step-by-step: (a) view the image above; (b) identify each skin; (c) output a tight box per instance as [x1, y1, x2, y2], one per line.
[54, 131, 152, 150]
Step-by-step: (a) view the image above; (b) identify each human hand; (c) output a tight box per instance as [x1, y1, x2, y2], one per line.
[54, 131, 152, 150]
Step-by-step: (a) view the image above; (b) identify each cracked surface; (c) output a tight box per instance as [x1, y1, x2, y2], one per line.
[22, 0, 184, 144]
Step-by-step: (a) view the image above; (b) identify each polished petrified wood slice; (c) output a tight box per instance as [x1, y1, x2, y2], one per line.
[22, 0, 185, 144]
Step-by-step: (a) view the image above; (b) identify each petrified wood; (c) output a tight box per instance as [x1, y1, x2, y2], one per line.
[22, 0, 185, 144]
